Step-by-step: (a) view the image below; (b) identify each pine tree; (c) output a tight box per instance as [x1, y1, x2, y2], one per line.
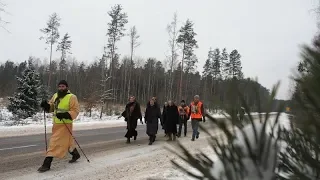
[7, 57, 41, 120]
[57, 33, 72, 80]
[229, 49, 243, 79]
[40, 12, 61, 87]
[106, 4, 128, 89]
[177, 19, 198, 99]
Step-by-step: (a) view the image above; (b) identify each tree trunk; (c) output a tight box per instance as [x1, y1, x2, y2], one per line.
[48, 42, 53, 88]
[179, 44, 185, 100]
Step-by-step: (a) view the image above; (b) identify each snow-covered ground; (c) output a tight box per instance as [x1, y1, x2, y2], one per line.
[0, 106, 280, 138]
[0, 108, 228, 138]
[0, 109, 128, 137]
[1, 112, 290, 180]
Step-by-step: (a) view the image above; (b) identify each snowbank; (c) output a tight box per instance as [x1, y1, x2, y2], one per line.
[0, 108, 232, 137]
[0, 108, 126, 137]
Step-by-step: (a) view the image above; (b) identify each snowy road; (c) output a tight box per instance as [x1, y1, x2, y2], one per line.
[0, 128, 220, 180]
[0, 114, 270, 179]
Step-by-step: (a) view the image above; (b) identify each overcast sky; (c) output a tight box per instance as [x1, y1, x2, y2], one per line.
[0, 0, 318, 100]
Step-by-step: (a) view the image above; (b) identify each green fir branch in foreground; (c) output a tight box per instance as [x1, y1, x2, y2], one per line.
[167, 80, 285, 180]
[168, 40, 320, 180]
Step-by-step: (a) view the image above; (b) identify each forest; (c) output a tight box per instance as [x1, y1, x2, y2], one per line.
[0, 5, 287, 117]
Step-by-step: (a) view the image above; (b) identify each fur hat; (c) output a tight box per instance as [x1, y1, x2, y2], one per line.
[58, 80, 68, 87]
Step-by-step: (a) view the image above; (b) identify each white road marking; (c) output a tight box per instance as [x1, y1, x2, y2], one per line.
[0, 144, 38, 151]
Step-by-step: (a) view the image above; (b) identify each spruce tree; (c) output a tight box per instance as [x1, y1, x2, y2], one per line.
[229, 49, 244, 79]
[7, 57, 41, 120]
[203, 48, 213, 78]
[221, 48, 230, 79]
[212, 48, 222, 80]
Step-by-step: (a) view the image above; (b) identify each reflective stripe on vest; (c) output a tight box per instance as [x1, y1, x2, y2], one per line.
[53, 93, 73, 124]
[190, 102, 203, 119]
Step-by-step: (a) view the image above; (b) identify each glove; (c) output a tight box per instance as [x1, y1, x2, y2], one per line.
[202, 117, 206, 122]
[56, 112, 72, 120]
[40, 100, 50, 112]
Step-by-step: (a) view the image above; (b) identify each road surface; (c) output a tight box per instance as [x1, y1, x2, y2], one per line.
[0, 114, 267, 176]
[0, 123, 196, 174]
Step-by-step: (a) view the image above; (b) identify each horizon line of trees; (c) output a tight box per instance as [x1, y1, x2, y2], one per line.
[0, 4, 289, 119]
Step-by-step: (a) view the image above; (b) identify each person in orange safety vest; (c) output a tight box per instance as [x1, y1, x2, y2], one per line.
[188, 95, 205, 141]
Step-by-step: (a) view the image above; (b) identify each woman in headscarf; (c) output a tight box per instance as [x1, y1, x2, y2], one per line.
[144, 99, 161, 145]
[162, 101, 168, 136]
[163, 100, 179, 141]
[120, 96, 143, 143]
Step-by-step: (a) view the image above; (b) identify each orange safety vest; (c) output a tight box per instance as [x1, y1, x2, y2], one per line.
[190, 101, 203, 119]
[178, 106, 190, 116]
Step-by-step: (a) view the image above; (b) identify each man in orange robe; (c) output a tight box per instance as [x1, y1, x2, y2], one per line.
[38, 80, 80, 172]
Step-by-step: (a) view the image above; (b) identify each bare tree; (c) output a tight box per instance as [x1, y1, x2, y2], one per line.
[166, 12, 179, 100]
[40, 13, 61, 87]
[127, 26, 140, 99]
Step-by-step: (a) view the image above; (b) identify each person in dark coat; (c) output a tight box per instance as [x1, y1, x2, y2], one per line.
[144, 99, 161, 145]
[177, 100, 190, 138]
[120, 96, 143, 144]
[164, 100, 179, 141]
[162, 102, 168, 137]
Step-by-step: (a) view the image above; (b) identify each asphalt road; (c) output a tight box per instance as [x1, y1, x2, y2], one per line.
[0, 123, 197, 174]
[0, 114, 267, 175]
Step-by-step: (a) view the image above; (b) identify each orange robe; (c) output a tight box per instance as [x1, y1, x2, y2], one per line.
[46, 94, 80, 158]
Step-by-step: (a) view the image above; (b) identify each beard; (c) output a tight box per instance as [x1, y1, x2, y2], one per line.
[57, 89, 68, 98]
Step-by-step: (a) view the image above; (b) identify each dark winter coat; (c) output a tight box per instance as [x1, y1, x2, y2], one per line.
[162, 105, 168, 130]
[145, 103, 161, 136]
[121, 101, 142, 138]
[164, 104, 179, 134]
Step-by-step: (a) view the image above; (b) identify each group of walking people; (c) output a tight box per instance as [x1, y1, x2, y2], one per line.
[120, 95, 206, 145]
[36, 79, 205, 173]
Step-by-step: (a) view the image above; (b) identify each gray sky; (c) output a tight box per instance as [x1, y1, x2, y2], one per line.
[0, 0, 318, 100]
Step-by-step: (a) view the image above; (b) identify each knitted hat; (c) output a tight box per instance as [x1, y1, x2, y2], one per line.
[181, 100, 185, 103]
[58, 80, 68, 87]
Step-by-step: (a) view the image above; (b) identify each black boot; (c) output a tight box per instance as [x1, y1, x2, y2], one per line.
[167, 133, 172, 141]
[134, 136, 137, 140]
[69, 148, 81, 163]
[148, 136, 153, 145]
[37, 157, 53, 173]
[153, 135, 156, 142]
[173, 134, 176, 141]
[126, 138, 131, 144]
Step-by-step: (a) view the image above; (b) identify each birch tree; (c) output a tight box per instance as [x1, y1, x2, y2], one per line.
[127, 26, 140, 99]
[166, 12, 179, 99]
